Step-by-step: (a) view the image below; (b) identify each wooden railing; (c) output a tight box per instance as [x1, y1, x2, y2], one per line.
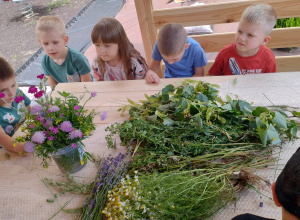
[134, 0, 300, 77]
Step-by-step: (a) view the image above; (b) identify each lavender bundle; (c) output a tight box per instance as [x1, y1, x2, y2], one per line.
[78, 152, 131, 220]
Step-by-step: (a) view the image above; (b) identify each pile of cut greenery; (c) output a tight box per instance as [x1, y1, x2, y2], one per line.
[100, 79, 299, 219]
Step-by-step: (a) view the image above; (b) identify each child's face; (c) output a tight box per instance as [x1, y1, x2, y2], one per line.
[0, 77, 17, 106]
[94, 41, 120, 64]
[38, 31, 68, 60]
[235, 20, 270, 57]
[161, 43, 190, 65]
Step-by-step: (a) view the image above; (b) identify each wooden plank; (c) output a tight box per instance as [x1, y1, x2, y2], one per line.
[277, 55, 300, 72]
[191, 27, 300, 53]
[152, 0, 300, 28]
[134, 0, 161, 77]
[52, 76, 237, 94]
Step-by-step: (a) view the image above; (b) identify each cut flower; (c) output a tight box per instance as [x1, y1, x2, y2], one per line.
[15, 75, 103, 169]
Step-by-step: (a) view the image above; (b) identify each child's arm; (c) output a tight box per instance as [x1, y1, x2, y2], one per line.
[47, 75, 58, 90]
[80, 73, 92, 82]
[193, 66, 205, 77]
[145, 59, 161, 84]
[0, 127, 27, 154]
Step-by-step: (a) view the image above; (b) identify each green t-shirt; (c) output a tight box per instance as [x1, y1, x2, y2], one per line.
[42, 47, 91, 83]
[0, 88, 31, 137]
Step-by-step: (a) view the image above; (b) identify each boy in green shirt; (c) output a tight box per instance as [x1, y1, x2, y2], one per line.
[36, 16, 92, 89]
[0, 57, 31, 154]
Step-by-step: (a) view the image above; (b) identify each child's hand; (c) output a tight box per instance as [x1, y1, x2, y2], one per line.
[145, 70, 160, 84]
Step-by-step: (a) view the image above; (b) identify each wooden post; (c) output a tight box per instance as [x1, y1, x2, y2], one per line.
[134, 0, 163, 78]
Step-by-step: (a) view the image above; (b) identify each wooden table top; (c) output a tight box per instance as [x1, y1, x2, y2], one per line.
[52, 75, 239, 125]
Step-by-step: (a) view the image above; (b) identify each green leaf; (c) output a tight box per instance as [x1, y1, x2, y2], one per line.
[195, 94, 208, 102]
[127, 98, 139, 106]
[226, 95, 232, 102]
[215, 97, 225, 105]
[267, 124, 281, 145]
[221, 103, 232, 111]
[206, 107, 214, 122]
[183, 84, 194, 96]
[155, 110, 166, 119]
[158, 104, 170, 112]
[58, 91, 70, 98]
[257, 127, 267, 147]
[238, 100, 252, 115]
[252, 107, 269, 116]
[292, 111, 300, 117]
[146, 115, 157, 122]
[162, 84, 175, 95]
[272, 111, 287, 129]
[163, 118, 175, 126]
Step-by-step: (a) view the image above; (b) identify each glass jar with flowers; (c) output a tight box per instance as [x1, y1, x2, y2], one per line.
[15, 74, 106, 173]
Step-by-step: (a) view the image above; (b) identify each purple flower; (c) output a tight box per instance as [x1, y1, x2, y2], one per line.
[91, 91, 97, 97]
[28, 86, 38, 94]
[5, 125, 13, 134]
[30, 105, 43, 115]
[52, 127, 59, 134]
[76, 112, 79, 115]
[60, 113, 63, 118]
[0, 93, 5, 98]
[37, 74, 44, 79]
[48, 136, 54, 141]
[74, 105, 80, 110]
[69, 129, 83, 140]
[48, 105, 60, 112]
[24, 141, 36, 153]
[60, 121, 73, 132]
[100, 111, 107, 121]
[15, 96, 24, 103]
[44, 119, 53, 127]
[34, 90, 44, 98]
[259, 202, 263, 208]
[32, 131, 46, 144]
[29, 124, 35, 129]
[71, 143, 76, 148]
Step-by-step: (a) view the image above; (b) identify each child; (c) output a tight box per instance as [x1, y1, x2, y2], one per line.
[0, 57, 31, 154]
[232, 147, 300, 220]
[36, 16, 92, 89]
[145, 23, 207, 84]
[91, 17, 148, 81]
[209, 4, 277, 76]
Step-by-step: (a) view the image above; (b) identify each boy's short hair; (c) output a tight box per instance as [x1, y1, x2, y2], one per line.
[35, 15, 66, 37]
[275, 147, 300, 217]
[0, 57, 15, 81]
[241, 3, 277, 36]
[157, 23, 187, 56]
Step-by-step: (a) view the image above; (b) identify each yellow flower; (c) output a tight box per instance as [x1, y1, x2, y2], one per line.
[13, 143, 16, 148]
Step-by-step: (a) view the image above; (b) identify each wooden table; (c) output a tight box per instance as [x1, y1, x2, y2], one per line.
[0, 72, 300, 220]
[52, 75, 238, 125]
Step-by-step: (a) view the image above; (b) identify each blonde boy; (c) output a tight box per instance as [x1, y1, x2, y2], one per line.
[36, 16, 92, 89]
[209, 4, 277, 75]
[145, 23, 207, 84]
[0, 57, 31, 154]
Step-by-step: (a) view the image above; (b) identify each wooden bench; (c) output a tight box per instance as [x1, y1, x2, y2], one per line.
[134, 0, 300, 77]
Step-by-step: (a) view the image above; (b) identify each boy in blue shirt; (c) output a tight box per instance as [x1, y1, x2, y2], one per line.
[0, 57, 31, 154]
[145, 23, 207, 84]
[36, 16, 92, 89]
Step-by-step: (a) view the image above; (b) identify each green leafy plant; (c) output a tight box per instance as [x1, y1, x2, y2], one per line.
[274, 17, 300, 52]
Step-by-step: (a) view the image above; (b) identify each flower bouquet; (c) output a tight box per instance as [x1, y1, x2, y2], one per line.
[15, 74, 106, 173]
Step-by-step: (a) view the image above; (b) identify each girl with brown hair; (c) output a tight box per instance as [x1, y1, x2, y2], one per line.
[91, 17, 148, 81]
